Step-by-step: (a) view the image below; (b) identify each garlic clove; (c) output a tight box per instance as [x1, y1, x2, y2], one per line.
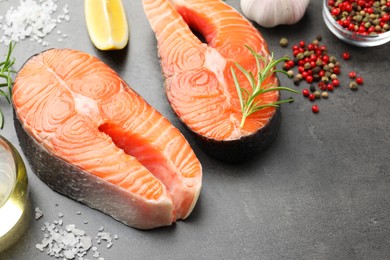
[240, 0, 310, 28]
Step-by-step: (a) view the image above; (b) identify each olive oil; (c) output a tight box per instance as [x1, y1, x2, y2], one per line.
[0, 136, 29, 252]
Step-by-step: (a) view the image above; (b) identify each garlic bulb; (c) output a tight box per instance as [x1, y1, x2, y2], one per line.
[240, 0, 310, 28]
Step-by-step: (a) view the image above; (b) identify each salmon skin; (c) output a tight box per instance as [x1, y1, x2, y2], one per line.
[143, 0, 281, 163]
[12, 49, 202, 229]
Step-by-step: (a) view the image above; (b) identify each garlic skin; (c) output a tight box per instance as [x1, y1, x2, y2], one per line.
[240, 0, 310, 28]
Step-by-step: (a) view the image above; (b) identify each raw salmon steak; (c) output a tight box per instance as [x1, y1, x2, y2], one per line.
[143, 0, 281, 163]
[12, 49, 202, 229]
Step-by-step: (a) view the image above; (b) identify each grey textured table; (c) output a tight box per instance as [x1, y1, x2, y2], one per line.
[0, 0, 389, 259]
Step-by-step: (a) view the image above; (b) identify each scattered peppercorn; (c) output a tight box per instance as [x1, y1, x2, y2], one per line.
[342, 52, 350, 60]
[356, 76, 364, 84]
[309, 93, 316, 101]
[314, 90, 321, 99]
[321, 91, 329, 98]
[287, 70, 294, 78]
[312, 105, 320, 113]
[349, 81, 358, 90]
[309, 85, 316, 92]
[349, 71, 356, 79]
[302, 89, 310, 97]
[279, 37, 289, 47]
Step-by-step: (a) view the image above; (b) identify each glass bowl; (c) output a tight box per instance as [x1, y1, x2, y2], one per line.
[0, 135, 29, 252]
[322, 0, 390, 47]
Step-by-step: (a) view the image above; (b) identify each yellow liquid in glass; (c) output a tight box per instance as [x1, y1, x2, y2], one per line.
[0, 136, 29, 252]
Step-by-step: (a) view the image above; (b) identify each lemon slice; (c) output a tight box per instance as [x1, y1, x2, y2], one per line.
[85, 0, 129, 50]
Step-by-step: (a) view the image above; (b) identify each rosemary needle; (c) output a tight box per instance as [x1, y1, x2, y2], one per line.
[231, 45, 298, 128]
[0, 42, 16, 129]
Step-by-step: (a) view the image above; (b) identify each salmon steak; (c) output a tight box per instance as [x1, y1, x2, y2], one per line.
[12, 49, 202, 229]
[143, 0, 282, 163]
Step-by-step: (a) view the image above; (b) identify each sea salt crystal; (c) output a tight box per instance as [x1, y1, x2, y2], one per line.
[35, 207, 44, 220]
[35, 210, 117, 259]
[0, 0, 70, 46]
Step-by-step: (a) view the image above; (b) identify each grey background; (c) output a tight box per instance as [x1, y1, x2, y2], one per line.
[0, 0, 389, 259]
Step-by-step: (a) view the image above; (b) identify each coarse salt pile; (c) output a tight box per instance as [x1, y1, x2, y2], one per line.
[0, 0, 70, 46]
[34, 207, 119, 260]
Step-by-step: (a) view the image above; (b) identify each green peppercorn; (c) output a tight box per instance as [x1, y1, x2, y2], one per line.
[287, 70, 294, 78]
[325, 71, 332, 78]
[279, 37, 289, 48]
[328, 63, 335, 69]
[323, 65, 329, 71]
[314, 91, 321, 99]
[296, 73, 303, 80]
[329, 56, 337, 64]
[321, 91, 329, 99]
[312, 39, 319, 45]
[297, 53, 304, 60]
[304, 51, 311, 57]
[321, 76, 329, 82]
[316, 60, 323, 67]
[349, 81, 358, 90]
[330, 74, 338, 80]
[355, 15, 363, 22]
[304, 62, 312, 70]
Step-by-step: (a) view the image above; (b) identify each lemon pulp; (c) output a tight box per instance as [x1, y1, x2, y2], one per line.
[85, 0, 129, 50]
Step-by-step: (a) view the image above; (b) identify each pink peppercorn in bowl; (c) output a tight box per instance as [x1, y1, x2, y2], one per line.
[323, 0, 390, 47]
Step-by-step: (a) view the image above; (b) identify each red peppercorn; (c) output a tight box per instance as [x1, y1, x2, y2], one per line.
[299, 41, 305, 47]
[302, 71, 309, 79]
[287, 60, 295, 68]
[382, 14, 390, 22]
[322, 55, 329, 63]
[349, 71, 356, 79]
[332, 79, 340, 87]
[331, 8, 341, 16]
[312, 105, 319, 113]
[309, 94, 315, 101]
[302, 89, 310, 97]
[356, 76, 364, 85]
[342, 52, 350, 60]
[306, 75, 314, 83]
[333, 66, 341, 75]
[319, 70, 325, 77]
[327, 84, 334, 91]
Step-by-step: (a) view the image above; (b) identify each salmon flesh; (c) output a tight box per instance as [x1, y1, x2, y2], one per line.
[143, 0, 281, 162]
[12, 49, 202, 229]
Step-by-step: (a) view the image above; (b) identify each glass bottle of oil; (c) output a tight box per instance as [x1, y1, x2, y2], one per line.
[0, 135, 29, 252]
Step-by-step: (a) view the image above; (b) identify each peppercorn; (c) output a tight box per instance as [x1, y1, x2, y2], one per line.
[302, 89, 310, 97]
[296, 73, 303, 80]
[349, 81, 358, 90]
[321, 91, 329, 98]
[287, 70, 294, 78]
[309, 85, 316, 92]
[309, 93, 316, 101]
[356, 76, 364, 84]
[314, 90, 321, 99]
[279, 37, 289, 47]
[293, 78, 301, 86]
[349, 71, 356, 78]
[316, 35, 322, 41]
[330, 74, 338, 80]
[312, 105, 319, 113]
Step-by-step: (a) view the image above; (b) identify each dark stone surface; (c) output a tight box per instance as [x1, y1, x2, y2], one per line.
[0, 0, 389, 259]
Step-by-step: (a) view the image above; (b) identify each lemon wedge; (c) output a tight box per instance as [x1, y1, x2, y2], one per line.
[85, 0, 129, 50]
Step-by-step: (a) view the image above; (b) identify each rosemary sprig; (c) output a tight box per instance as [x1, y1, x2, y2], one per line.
[231, 45, 299, 128]
[0, 42, 16, 129]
